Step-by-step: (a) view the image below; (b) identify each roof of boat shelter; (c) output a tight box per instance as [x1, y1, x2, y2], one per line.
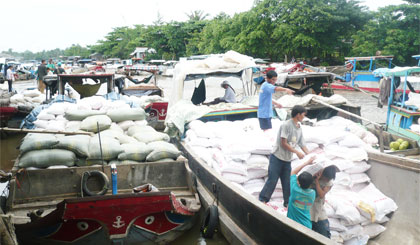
[344, 56, 394, 61]
[374, 67, 420, 77]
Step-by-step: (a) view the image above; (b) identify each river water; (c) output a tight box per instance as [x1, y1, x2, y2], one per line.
[0, 76, 387, 244]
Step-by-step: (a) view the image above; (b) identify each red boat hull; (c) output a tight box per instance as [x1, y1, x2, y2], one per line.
[0, 106, 17, 121]
[15, 192, 196, 244]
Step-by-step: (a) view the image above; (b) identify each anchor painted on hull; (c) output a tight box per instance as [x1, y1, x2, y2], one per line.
[112, 216, 125, 229]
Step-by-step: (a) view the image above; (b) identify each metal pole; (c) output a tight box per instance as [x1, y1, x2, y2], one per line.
[0, 127, 93, 136]
[312, 98, 382, 128]
[312, 98, 385, 151]
[378, 126, 384, 153]
[97, 122, 105, 173]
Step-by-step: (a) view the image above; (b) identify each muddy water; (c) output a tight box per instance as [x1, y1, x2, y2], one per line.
[1, 77, 387, 244]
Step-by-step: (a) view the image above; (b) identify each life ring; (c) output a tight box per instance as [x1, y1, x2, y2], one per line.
[201, 205, 219, 238]
[81, 171, 109, 196]
[345, 62, 354, 70]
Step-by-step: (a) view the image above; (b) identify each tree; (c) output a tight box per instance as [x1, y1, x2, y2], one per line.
[266, 0, 369, 63]
[352, 3, 420, 65]
[186, 10, 209, 21]
[192, 13, 233, 54]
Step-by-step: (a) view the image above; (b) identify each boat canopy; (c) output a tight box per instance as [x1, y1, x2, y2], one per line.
[170, 50, 257, 107]
[374, 67, 420, 77]
[344, 56, 394, 61]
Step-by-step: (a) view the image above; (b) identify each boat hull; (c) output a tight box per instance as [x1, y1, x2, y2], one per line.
[15, 193, 195, 245]
[7, 160, 200, 245]
[332, 76, 420, 93]
[177, 141, 331, 245]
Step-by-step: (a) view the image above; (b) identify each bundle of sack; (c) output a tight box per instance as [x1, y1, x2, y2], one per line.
[17, 97, 180, 169]
[9, 89, 44, 108]
[184, 117, 395, 244]
[0, 88, 12, 106]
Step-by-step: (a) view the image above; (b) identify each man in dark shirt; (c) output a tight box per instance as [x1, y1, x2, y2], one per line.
[37, 60, 48, 93]
[55, 63, 66, 74]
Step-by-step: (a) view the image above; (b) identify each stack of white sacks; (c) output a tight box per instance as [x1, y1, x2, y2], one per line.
[18, 95, 179, 169]
[9, 90, 44, 108]
[184, 116, 397, 244]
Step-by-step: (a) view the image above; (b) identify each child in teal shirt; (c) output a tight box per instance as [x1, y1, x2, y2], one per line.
[287, 156, 316, 229]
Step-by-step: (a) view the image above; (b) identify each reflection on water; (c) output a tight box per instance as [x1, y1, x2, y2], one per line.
[0, 133, 24, 171]
[172, 215, 228, 245]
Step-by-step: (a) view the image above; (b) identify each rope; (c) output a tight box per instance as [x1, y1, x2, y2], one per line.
[15, 169, 31, 198]
[211, 183, 220, 207]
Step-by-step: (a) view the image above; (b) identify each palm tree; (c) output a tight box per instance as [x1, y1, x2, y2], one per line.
[186, 10, 209, 21]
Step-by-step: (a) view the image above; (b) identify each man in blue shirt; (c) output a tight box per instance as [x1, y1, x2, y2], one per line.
[258, 70, 293, 130]
[287, 156, 316, 229]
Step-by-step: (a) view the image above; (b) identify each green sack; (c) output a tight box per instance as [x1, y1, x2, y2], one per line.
[127, 125, 156, 137]
[18, 149, 76, 168]
[146, 141, 181, 162]
[118, 143, 153, 162]
[133, 131, 170, 144]
[55, 135, 91, 157]
[88, 136, 123, 160]
[107, 108, 146, 123]
[80, 115, 112, 133]
[19, 134, 59, 154]
[65, 109, 106, 121]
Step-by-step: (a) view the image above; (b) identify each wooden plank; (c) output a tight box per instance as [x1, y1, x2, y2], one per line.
[0, 208, 18, 245]
[367, 151, 420, 173]
[0, 127, 93, 136]
[344, 56, 394, 60]
[312, 99, 382, 127]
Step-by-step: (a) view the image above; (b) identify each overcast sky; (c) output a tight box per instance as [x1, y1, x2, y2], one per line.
[1, 0, 406, 53]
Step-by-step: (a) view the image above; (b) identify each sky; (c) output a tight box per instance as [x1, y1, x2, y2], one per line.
[1, 0, 406, 53]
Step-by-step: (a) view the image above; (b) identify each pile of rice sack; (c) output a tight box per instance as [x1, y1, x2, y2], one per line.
[17, 96, 180, 169]
[183, 116, 396, 244]
[0, 83, 44, 108]
[0, 87, 12, 106]
[9, 90, 44, 108]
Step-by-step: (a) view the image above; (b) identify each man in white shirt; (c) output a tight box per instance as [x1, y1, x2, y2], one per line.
[6, 65, 15, 92]
[219, 80, 236, 103]
[205, 80, 236, 105]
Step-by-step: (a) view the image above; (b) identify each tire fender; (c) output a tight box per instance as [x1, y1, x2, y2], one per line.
[81, 171, 109, 196]
[201, 205, 219, 238]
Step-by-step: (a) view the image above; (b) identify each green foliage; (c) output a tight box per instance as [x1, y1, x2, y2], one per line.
[64, 44, 90, 57]
[352, 4, 420, 65]
[2, 2, 417, 66]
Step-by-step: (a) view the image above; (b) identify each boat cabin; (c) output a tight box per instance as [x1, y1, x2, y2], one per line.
[343, 56, 394, 88]
[385, 67, 420, 145]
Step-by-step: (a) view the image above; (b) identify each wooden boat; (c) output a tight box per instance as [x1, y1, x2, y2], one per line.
[0, 106, 17, 127]
[5, 159, 200, 244]
[121, 75, 168, 130]
[173, 101, 419, 244]
[177, 141, 331, 245]
[332, 56, 394, 93]
[384, 67, 420, 145]
[176, 139, 420, 245]
[0, 105, 32, 139]
[166, 52, 420, 243]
